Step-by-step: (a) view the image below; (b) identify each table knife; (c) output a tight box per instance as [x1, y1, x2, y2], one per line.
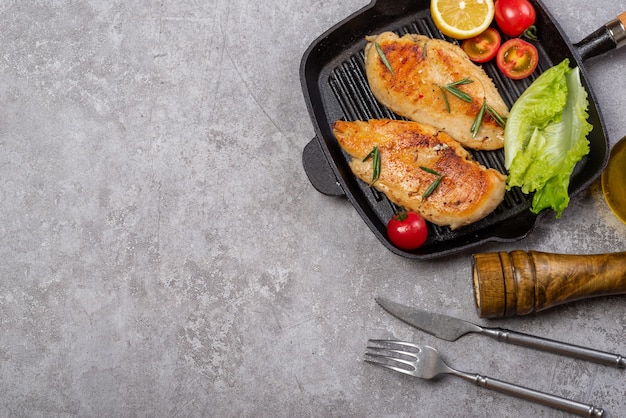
[376, 297, 625, 369]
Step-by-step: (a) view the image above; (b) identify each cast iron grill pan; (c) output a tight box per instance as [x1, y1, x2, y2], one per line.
[301, 0, 615, 259]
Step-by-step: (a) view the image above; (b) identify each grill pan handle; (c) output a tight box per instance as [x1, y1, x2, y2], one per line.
[574, 12, 626, 60]
[302, 137, 345, 196]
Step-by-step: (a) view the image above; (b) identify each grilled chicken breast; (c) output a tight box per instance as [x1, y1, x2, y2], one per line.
[333, 119, 506, 229]
[364, 32, 509, 150]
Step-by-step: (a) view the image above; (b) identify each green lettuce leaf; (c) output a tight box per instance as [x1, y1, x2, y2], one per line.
[504, 59, 592, 218]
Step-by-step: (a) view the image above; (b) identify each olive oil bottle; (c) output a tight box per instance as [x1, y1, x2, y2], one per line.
[602, 136, 626, 224]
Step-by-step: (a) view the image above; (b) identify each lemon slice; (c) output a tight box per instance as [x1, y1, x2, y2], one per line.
[431, 0, 495, 40]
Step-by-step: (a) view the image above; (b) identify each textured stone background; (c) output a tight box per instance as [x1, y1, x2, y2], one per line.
[1, 0, 625, 416]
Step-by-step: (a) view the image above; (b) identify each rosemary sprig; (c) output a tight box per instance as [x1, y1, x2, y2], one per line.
[419, 166, 442, 176]
[438, 86, 451, 113]
[438, 78, 474, 110]
[375, 42, 394, 76]
[419, 166, 443, 199]
[423, 176, 442, 199]
[471, 101, 507, 137]
[486, 104, 507, 128]
[438, 78, 507, 135]
[471, 100, 487, 138]
[363, 146, 381, 184]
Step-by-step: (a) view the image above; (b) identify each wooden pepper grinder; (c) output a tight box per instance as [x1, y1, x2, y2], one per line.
[472, 250, 626, 318]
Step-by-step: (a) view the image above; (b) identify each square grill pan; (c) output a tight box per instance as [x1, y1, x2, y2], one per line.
[301, 0, 613, 259]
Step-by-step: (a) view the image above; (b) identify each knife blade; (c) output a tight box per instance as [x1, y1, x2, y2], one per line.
[376, 297, 626, 369]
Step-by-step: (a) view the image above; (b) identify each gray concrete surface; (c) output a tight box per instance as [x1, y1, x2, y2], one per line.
[1, 0, 625, 417]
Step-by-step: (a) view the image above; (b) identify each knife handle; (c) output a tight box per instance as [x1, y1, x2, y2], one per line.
[472, 250, 626, 318]
[481, 328, 626, 369]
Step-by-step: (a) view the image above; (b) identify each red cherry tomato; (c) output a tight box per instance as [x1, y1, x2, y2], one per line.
[387, 210, 428, 250]
[496, 38, 538, 80]
[494, 0, 536, 38]
[461, 28, 502, 63]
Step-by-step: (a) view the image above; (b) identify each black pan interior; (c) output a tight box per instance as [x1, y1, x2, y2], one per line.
[301, 0, 609, 259]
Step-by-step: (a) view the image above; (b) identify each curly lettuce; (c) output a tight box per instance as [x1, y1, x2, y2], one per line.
[504, 59, 592, 218]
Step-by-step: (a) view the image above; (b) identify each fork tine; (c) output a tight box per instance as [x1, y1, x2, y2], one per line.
[364, 358, 417, 377]
[364, 350, 416, 369]
[364, 350, 417, 377]
[366, 345, 418, 359]
[368, 339, 420, 350]
[365, 339, 421, 377]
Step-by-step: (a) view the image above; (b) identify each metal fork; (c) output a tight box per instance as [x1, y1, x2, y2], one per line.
[365, 340, 604, 417]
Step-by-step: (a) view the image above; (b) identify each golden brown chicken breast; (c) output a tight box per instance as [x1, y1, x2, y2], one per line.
[364, 32, 509, 150]
[333, 119, 506, 229]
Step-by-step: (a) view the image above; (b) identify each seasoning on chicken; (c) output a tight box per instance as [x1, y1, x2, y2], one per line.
[333, 119, 506, 229]
[364, 32, 509, 151]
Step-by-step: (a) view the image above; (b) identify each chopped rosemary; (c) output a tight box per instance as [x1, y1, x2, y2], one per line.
[419, 166, 443, 199]
[438, 86, 451, 113]
[486, 104, 507, 128]
[375, 42, 394, 76]
[471, 100, 487, 138]
[438, 77, 507, 135]
[471, 101, 507, 137]
[363, 146, 381, 184]
[419, 166, 442, 176]
[422, 176, 442, 200]
[438, 78, 474, 110]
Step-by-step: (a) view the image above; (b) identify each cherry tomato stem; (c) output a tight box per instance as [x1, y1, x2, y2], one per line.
[523, 24, 538, 40]
[494, 0, 537, 38]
